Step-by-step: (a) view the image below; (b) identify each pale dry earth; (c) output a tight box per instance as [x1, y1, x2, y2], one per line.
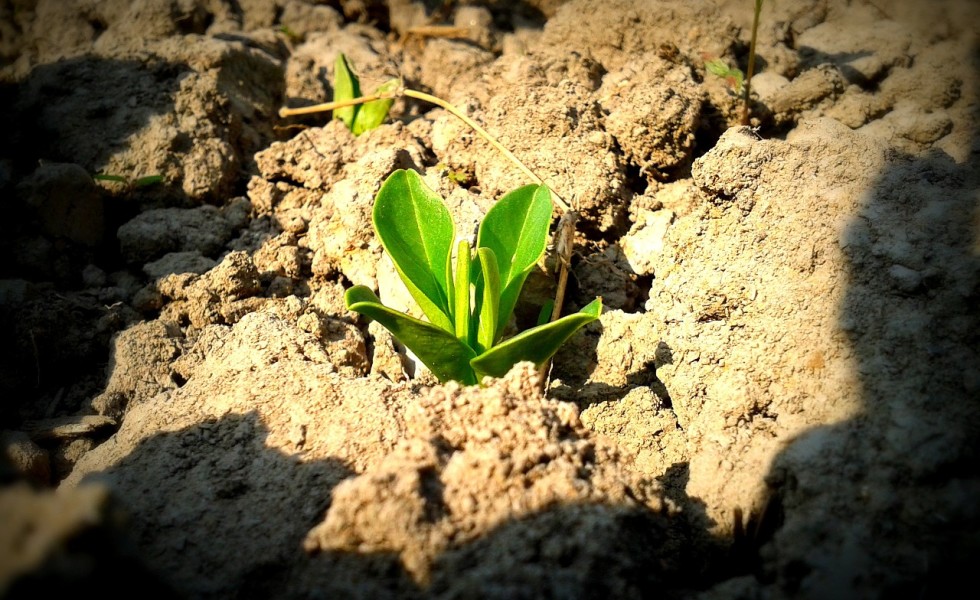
[0, 1, 977, 598]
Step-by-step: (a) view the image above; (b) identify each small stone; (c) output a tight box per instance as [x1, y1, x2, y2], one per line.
[81, 264, 108, 288]
[144, 251, 217, 279]
[17, 162, 105, 247]
[621, 209, 674, 276]
[888, 264, 922, 293]
[0, 431, 51, 486]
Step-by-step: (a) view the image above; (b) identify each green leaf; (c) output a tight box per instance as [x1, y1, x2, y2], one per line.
[729, 70, 745, 94]
[353, 78, 398, 135]
[133, 175, 163, 188]
[345, 286, 477, 384]
[475, 247, 501, 354]
[704, 58, 732, 78]
[470, 298, 602, 380]
[704, 58, 744, 94]
[333, 53, 361, 129]
[373, 169, 455, 333]
[535, 300, 555, 327]
[453, 239, 471, 344]
[477, 184, 553, 341]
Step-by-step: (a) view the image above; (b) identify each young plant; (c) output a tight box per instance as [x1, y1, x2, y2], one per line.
[704, 0, 764, 125]
[345, 169, 601, 385]
[332, 53, 398, 135]
[705, 58, 745, 95]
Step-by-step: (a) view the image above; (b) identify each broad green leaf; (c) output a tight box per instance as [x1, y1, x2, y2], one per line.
[353, 78, 398, 135]
[333, 53, 361, 129]
[475, 247, 501, 354]
[373, 170, 455, 333]
[477, 184, 553, 341]
[453, 240, 471, 344]
[470, 298, 601, 380]
[345, 286, 477, 384]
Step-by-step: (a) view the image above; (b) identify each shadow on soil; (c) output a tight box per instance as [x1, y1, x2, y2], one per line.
[743, 77, 980, 595]
[19, 410, 727, 599]
[0, 56, 190, 429]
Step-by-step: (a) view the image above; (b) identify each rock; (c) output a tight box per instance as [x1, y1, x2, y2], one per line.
[796, 10, 914, 84]
[143, 251, 217, 279]
[572, 246, 643, 312]
[621, 209, 675, 276]
[304, 364, 683, 594]
[80, 264, 108, 288]
[0, 482, 172, 596]
[539, 0, 736, 72]
[117, 199, 250, 264]
[859, 101, 954, 151]
[91, 320, 183, 420]
[599, 54, 702, 177]
[16, 162, 104, 247]
[0, 431, 50, 486]
[63, 312, 405, 598]
[12, 35, 282, 204]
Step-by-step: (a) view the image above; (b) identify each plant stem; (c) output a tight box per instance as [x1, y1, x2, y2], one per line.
[278, 92, 390, 117]
[536, 210, 577, 386]
[279, 88, 571, 213]
[741, 0, 763, 126]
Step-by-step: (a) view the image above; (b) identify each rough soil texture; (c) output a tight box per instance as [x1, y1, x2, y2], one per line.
[1, 1, 978, 598]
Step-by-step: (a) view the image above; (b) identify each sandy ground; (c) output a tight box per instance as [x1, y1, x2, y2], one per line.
[1, 0, 978, 598]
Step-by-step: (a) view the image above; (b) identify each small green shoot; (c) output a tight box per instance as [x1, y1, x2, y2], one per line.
[435, 162, 470, 186]
[277, 24, 302, 43]
[705, 58, 745, 95]
[704, 0, 764, 125]
[93, 173, 164, 189]
[345, 169, 601, 385]
[332, 53, 398, 135]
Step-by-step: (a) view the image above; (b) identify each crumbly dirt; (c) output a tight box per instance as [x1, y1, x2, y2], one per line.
[1, 1, 978, 598]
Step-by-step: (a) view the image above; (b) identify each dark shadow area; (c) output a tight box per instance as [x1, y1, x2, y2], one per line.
[0, 56, 187, 430]
[4, 406, 732, 598]
[423, 501, 710, 599]
[303, 500, 711, 599]
[746, 61, 980, 597]
[36, 411, 355, 599]
[0, 56, 188, 281]
[797, 47, 877, 87]
[658, 461, 714, 541]
[0, 47, 282, 429]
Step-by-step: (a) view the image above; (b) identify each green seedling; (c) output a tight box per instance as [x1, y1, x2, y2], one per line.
[705, 58, 745, 95]
[704, 0, 764, 125]
[93, 173, 164, 189]
[435, 162, 470, 186]
[280, 77, 581, 388]
[332, 53, 398, 135]
[344, 169, 601, 385]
